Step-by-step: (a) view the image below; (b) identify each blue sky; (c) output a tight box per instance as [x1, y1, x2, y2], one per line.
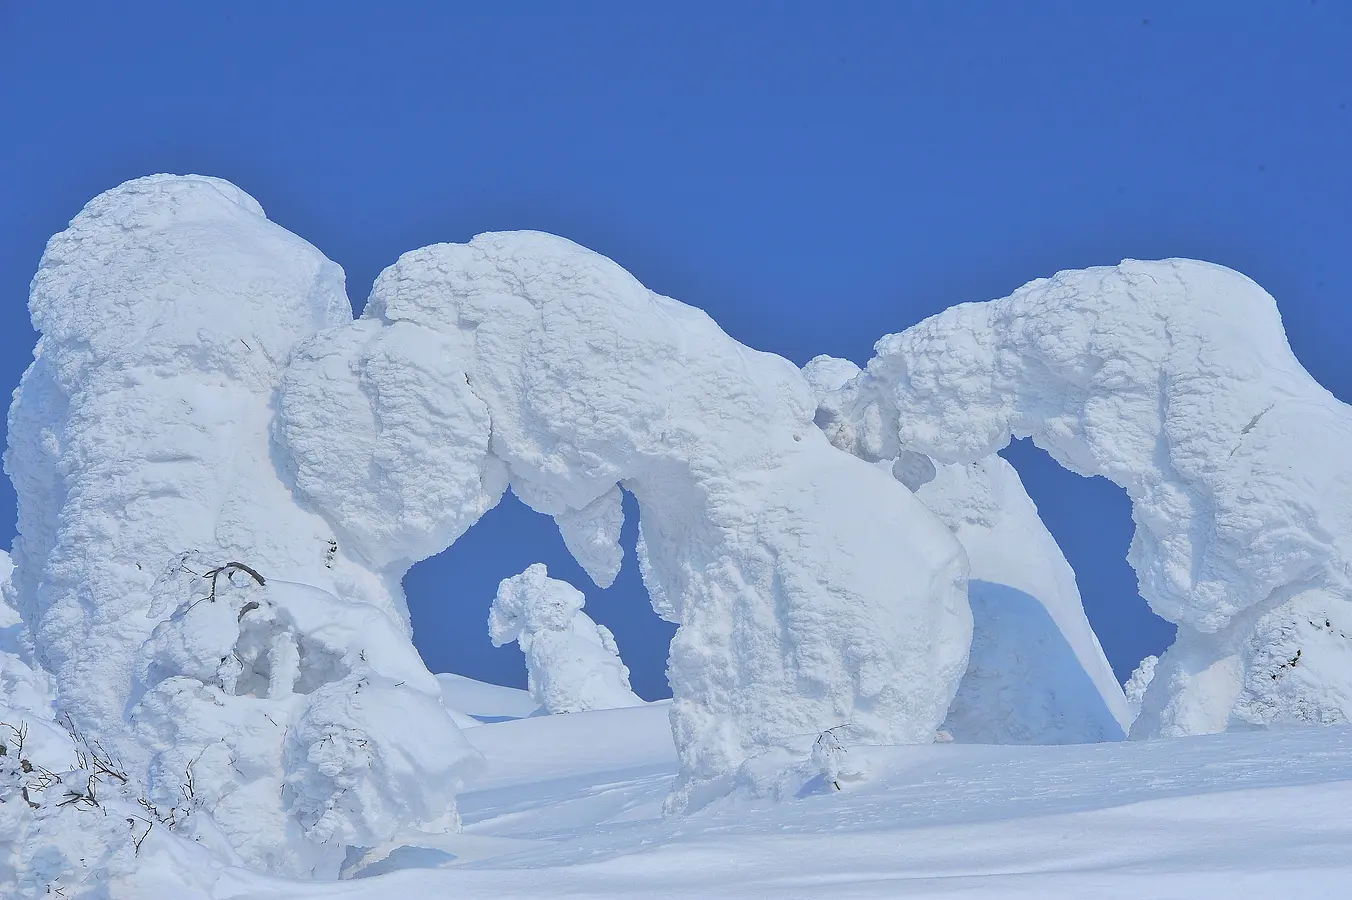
[2, 3, 1349, 697]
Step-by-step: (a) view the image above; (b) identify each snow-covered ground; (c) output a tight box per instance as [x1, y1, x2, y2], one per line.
[188, 681, 1352, 899]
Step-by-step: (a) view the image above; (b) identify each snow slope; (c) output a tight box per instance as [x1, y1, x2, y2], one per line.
[923, 459, 1129, 743]
[820, 260, 1352, 738]
[116, 691, 1352, 899]
[437, 673, 539, 723]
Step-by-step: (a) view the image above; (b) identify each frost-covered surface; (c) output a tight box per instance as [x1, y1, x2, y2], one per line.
[4, 551, 221, 899]
[3, 176, 481, 878]
[806, 358, 1128, 744]
[488, 564, 642, 713]
[277, 230, 972, 812]
[1, 549, 51, 720]
[819, 260, 1352, 738]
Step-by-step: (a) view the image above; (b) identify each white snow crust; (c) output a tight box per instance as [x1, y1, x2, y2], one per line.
[276, 230, 973, 813]
[488, 564, 642, 714]
[818, 259, 1352, 737]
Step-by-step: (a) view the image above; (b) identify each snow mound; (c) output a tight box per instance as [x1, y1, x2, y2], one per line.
[821, 259, 1352, 737]
[489, 563, 642, 714]
[4, 176, 481, 878]
[277, 231, 972, 813]
[806, 358, 1129, 744]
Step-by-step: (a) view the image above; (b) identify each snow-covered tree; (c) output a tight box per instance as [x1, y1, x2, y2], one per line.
[817, 259, 1352, 738]
[489, 564, 642, 714]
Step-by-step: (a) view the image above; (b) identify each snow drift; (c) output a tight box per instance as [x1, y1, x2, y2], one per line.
[818, 259, 1352, 737]
[276, 230, 973, 813]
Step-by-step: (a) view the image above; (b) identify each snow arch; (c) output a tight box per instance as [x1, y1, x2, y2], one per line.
[817, 259, 1352, 737]
[804, 358, 1131, 744]
[275, 231, 973, 812]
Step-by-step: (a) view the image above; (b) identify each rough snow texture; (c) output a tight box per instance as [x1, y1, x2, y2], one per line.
[488, 564, 642, 713]
[818, 259, 1352, 738]
[277, 231, 972, 812]
[805, 357, 1129, 744]
[3, 176, 480, 877]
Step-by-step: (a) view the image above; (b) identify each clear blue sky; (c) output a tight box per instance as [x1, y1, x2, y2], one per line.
[3, 3, 1349, 698]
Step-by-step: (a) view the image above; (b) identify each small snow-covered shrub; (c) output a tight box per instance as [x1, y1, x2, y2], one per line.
[0, 715, 139, 899]
[132, 552, 481, 878]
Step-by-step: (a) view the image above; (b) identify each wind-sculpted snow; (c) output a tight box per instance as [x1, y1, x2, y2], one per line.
[277, 231, 973, 813]
[805, 358, 1129, 744]
[3, 176, 481, 878]
[819, 259, 1352, 737]
[488, 564, 642, 713]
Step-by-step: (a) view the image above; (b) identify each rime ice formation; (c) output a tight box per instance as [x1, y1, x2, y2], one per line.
[819, 259, 1352, 738]
[277, 231, 972, 813]
[489, 564, 642, 713]
[3, 176, 480, 878]
[805, 357, 1129, 744]
[1124, 655, 1158, 722]
[1, 549, 54, 724]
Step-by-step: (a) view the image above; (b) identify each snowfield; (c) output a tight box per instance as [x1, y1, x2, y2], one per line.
[196, 696, 1352, 899]
[5, 175, 1352, 897]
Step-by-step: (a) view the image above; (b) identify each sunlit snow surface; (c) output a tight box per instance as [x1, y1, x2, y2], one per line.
[186, 687, 1352, 899]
